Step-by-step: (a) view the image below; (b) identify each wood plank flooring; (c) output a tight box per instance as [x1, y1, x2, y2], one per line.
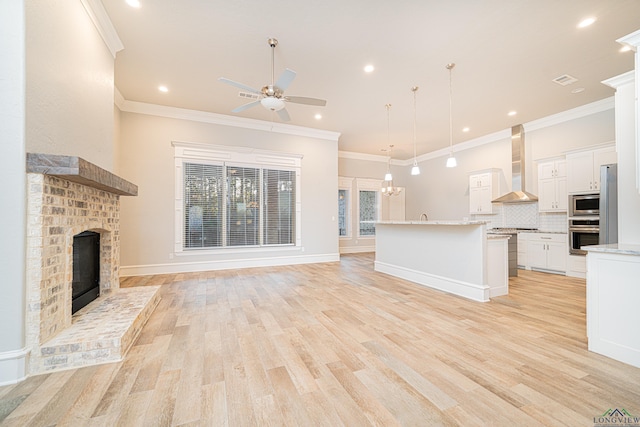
[2, 253, 640, 426]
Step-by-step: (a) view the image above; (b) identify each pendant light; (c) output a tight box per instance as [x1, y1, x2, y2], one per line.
[381, 104, 401, 196]
[410, 86, 421, 175]
[446, 63, 457, 168]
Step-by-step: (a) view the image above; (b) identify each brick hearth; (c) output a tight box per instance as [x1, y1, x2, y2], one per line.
[25, 154, 159, 374]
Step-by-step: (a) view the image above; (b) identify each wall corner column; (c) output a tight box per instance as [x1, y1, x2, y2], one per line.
[0, 0, 28, 385]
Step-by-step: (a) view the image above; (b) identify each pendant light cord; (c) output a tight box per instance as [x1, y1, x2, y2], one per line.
[447, 63, 455, 156]
[413, 88, 417, 161]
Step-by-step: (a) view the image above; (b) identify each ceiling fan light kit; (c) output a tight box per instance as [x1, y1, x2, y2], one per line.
[260, 97, 285, 111]
[218, 38, 327, 122]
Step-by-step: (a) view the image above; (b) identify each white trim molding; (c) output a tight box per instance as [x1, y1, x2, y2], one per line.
[120, 253, 340, 277]
[119, 100, 341, 142]
[0, 347, 29, 386]
[80, 0, 124, 58]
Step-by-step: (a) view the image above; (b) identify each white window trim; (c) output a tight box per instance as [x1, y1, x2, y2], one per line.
[173, 141, 302, 253]
[338, 176, 354, 239]
[355, 178, 382, 239]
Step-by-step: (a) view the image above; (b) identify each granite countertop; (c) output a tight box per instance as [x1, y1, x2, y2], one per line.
[487, 234, 511, 240]
[519, 230, 567, 234]
[376, 220, 490, 226]
[583, 244, 640, 256]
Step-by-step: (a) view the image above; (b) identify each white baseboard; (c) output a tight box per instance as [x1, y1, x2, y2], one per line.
[0, 347, 29, 386]
[375, 261, 490, 302]
[339, 245, 375, 254]
[120, 253, 340, 277]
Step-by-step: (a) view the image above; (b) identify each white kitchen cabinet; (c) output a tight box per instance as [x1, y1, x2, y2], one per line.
[469, 169, 501, 214]
[537, 159, 567, 212]
[566, 145, 616, 194]
[521, 232, 567, 274]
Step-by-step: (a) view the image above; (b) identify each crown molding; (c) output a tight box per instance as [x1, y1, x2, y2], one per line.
[524, 97, 614, 132]
[338, 151, 389, 163]
[602, 71, 635, 89]
[617, 28, 640, 51]
[80, 0, 124, 58]
[114, 87, 125, 110]
[398, 97, 616, 166]
[119, 100, 341, 142]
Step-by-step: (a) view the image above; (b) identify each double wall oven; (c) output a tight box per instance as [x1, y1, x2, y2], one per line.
[568, 194, 599, 255]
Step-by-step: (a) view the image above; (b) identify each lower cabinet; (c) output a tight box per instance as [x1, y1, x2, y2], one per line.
[520, 232, 567, 274]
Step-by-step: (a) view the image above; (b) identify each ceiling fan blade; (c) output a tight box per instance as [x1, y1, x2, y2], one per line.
[232, 100, 261, 113]
[284, 96, 327, 107]
[218, 77, 261, 95]
[275, 68, 296, 92]
[276, 107, 291, 122]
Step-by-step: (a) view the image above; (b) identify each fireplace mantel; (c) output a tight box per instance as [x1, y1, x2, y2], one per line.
[27, 153, 138, 196]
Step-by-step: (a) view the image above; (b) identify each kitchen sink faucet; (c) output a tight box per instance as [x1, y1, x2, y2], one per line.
[420, 213, 428, 221]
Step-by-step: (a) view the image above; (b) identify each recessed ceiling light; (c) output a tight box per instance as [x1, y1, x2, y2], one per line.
[620, 45, 632, 53]
[577, 17, 596, 28]
[158, 85, 168, 93]
[314, 113, 322, 120]
[508, 111, 517, 116]
[571, 87, 585, 94]
[364, 64, 375, 73]
[462, 127, 470, 132]
[126, 0, 141, 7]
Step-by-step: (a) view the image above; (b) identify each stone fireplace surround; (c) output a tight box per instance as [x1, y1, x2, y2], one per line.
[25, 154, 160, 375]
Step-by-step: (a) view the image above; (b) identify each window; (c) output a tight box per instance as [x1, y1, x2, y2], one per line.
[359, 190, 377, 236]
[174, 142, 301, 252]
[338, 189, 348, 236]
[338, 177, 353, 238]
[263, 169, 296, 245]
[356, 178, 381, 237]
[184, 163, 223, 248]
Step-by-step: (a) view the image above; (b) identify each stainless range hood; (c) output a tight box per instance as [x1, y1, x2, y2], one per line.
[492, 124, 538, 204]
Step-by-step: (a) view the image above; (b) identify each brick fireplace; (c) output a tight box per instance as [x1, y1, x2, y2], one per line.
[25, 154, 160, 374]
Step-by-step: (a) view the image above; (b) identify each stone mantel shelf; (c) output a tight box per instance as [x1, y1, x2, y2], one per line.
[27, 153, 138, 196]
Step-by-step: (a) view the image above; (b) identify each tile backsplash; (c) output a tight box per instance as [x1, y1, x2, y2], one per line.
[472, 203, 567, 232]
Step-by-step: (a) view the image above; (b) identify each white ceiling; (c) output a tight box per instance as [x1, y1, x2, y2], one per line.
[104, 0, 640, 160]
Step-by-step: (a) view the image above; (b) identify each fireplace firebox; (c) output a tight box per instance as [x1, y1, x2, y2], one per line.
[72, 231, 100, 314]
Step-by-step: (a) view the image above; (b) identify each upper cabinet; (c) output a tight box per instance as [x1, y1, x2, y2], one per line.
[469, 169, 501, 214]
[566, 145, 616, 194]
[538, 159, 567, 212]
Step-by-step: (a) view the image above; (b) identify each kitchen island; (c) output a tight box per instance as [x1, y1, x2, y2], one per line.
[374, 220, 508, 302]
[585, 244, 640, 368]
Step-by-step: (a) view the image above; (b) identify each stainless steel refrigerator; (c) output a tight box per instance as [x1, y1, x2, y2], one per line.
[599, 163, 618, 245]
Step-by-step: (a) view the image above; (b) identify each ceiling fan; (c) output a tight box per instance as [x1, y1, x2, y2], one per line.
[218, 38, 327, 122]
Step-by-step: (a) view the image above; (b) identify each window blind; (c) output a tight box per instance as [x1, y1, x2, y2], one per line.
[226, 166, 260, 247]
[263, 169, 296, 245]
[184, 163, 223, 248]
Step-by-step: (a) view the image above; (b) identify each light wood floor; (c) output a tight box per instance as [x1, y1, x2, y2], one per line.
[2, 253, 640, 426]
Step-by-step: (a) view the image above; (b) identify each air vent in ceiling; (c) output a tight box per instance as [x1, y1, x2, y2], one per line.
[552, 74, 578, 86]
[238, 91, 260, 100]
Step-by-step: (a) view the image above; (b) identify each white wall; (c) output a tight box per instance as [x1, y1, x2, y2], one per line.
[614, 78, 640, 243]
[0, 0, 27, 385]
[25, 0, 115, 170]
[116, 110, 339, 274]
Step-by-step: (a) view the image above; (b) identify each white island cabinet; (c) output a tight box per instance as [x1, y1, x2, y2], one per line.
[374, 221, 508, 302]
[585, 244, 640, 368]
